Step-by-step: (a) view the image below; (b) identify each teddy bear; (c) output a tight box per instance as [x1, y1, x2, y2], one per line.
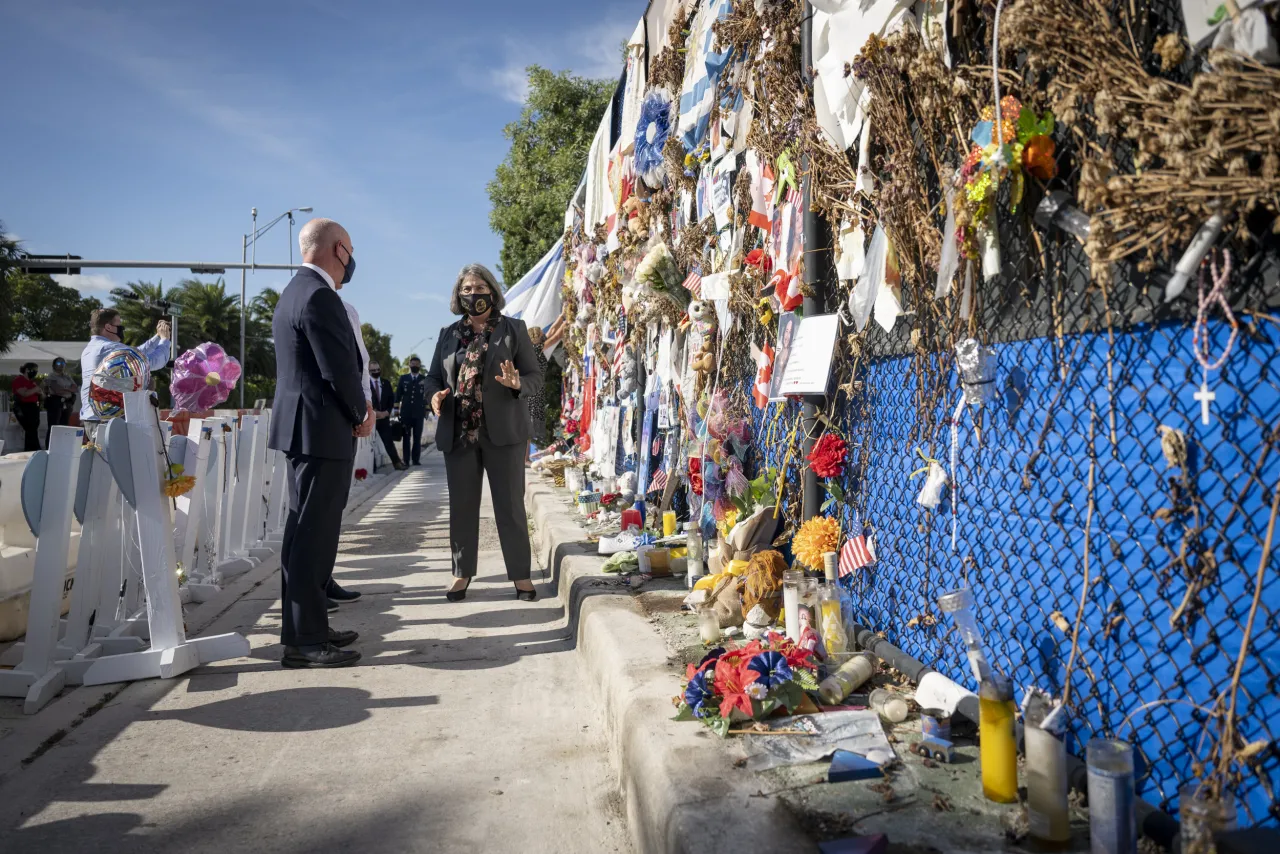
[623, 196, 650, 239]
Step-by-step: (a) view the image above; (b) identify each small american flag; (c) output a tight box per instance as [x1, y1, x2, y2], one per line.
[681, 271, 702, 299]
[839, 533, 876, 577]
[648, 470, 668, 495]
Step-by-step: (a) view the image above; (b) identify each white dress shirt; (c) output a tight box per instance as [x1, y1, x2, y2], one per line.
[343, 300, 373, 405]
[301, 262, 336, 290]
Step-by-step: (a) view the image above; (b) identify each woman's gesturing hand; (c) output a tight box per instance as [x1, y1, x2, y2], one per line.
[431, 389, 450, 415]
[496, 360, 521, 390]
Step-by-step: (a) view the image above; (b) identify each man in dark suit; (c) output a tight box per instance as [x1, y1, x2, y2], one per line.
[369, 359, 405, 471]
[268, 217, 374, 669]
[395, 354, 428, 465]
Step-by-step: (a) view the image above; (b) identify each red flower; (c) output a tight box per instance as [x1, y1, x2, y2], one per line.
[354, 468, 368, 481]
[766, 632, 818, 670]
[745, 248, 773, 274]
[714, 657, 760, 719]
[806, 433, 848, 479]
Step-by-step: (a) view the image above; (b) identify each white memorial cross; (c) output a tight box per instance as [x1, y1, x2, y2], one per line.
[82, 392, 249, 685]
[0, 426, 82, 713]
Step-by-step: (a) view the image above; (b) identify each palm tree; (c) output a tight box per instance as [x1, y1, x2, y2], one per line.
[110, 280, 171, 347]
[170, 278, 239, 351]
[250, 287, 279, 326]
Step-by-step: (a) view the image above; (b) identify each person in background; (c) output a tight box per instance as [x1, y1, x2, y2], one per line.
[525, 328, 550, 455]
[369, 360, 405, 470]
[80, 308, 171, 443]
[42, 357, 78, 445]
[396, 354, 427, 465]
[12, 362, 44, 451]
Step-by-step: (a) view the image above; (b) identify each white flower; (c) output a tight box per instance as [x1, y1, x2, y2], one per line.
[745, 682, 768, 700]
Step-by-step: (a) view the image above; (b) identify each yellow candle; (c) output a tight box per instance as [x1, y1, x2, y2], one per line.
[979, 677, 1019, 803]
[662, 511, 677, 537]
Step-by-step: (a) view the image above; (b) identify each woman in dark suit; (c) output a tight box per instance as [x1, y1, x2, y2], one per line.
[424, 263, 543, 602]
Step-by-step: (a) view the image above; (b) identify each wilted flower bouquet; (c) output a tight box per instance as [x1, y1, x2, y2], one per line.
[674, 633, 821, 737]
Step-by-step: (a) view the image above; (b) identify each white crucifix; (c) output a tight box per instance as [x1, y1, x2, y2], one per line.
[1194, 369, 1217, 426]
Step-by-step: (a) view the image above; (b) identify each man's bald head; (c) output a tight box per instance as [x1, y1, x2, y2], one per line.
[299, 218, 348, 261]
[298, 217, 354, 288]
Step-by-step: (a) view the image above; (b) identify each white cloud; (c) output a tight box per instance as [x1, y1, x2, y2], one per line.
[53, 273, 118, 294]
[483, 12, 637, 105]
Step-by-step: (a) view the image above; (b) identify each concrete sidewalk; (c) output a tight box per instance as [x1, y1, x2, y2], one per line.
[0, 455, 629, 854]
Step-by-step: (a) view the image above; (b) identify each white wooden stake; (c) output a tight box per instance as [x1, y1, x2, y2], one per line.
[82, 392, 248, 686]
[218, 415, 258, 576]
[174, 419, 218, 602]
[246, 410, 273, 559]
[0, 426, 82, 713]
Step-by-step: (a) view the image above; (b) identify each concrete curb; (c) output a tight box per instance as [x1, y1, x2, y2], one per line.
[526, 476, 810, 854]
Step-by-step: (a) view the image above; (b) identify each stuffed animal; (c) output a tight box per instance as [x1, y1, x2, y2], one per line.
[688, 299, 716, 326]
[623, 196, 650, 238]
[617, 343, 640, 396]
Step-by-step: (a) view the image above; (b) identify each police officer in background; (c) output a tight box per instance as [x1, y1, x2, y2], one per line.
[395, 354, 427, 465]
[43, 357, 78, 445]
[369, 360, 405, 471]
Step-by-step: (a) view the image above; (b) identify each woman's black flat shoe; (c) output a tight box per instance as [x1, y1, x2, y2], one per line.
[514, 586, 537, 602]
[446, 579, 472, 602]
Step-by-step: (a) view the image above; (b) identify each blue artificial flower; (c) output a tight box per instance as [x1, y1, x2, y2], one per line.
[684, 670, 715, 718]
[747, 651, 793, 690]
[634, 88, 673, 190]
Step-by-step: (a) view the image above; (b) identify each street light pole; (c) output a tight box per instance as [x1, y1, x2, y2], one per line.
[239, 232, 248, 408]
[239, 205, 312, 409]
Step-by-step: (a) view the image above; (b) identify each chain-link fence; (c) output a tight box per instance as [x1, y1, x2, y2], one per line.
[746, 140, 1280, 834]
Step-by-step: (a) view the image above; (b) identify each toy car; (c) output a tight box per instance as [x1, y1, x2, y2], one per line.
[910, 735, 955, 763]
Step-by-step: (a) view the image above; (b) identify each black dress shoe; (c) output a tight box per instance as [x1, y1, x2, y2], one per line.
[326, 581, 362, 601]
[328, 627, 359, 648]
[445, 579, 472, 602]
[514, 585, 537, 602]
[281, 644, 361, 669]
[327, 599, 340, 613]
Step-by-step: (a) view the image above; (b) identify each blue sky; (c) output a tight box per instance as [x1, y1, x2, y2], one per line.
[1, 0, 637, 360]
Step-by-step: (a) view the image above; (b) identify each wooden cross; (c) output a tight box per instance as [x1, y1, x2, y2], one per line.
[1194, 380, 1217, 426]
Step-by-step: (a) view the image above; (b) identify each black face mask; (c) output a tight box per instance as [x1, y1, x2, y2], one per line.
[25, 369, 37, 379]
[370, 371, 380, 378]
[108, 323, 125, 339]
[340, 246, 356, 285]
[409, 365, 421, 374]
[53, 362, 65, 372]
[460, 292, 492, 317]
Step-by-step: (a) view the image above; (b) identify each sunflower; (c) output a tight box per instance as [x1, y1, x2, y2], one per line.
[792, 516, 840, 570]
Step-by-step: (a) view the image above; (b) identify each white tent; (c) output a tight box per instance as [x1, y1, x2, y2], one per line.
[505, 239, 565, 355]
[0, 341, 88, 376]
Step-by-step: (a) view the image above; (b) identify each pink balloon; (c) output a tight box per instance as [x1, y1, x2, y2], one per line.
[171, 342, 242, 413]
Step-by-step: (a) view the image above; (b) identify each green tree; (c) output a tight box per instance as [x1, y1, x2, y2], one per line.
[0, 224, 22, 352]
[487, 66, 613, 283]
[10, 272, 103, 340]
[361, 322, 399, 376]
